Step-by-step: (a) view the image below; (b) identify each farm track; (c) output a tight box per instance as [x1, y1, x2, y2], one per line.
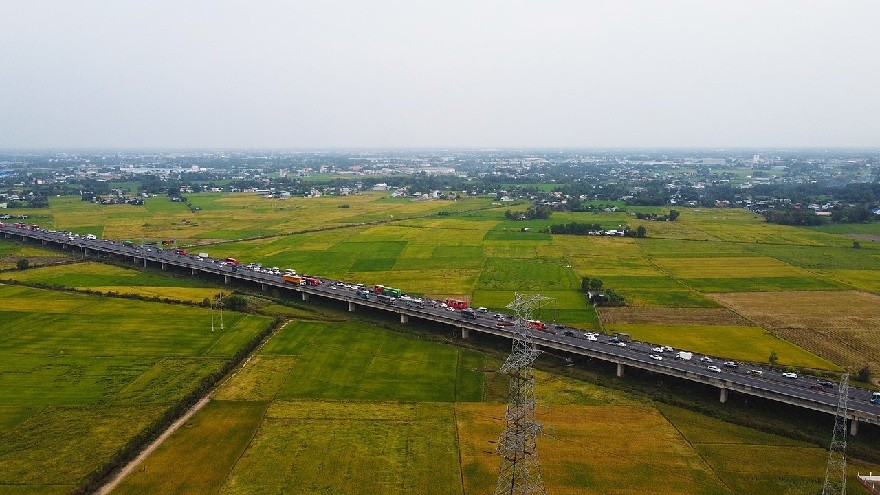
[183, 203, 506, 248]
[93, 319, 292, 495]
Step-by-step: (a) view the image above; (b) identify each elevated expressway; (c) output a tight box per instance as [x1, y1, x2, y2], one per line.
[3, 224, 879, 433]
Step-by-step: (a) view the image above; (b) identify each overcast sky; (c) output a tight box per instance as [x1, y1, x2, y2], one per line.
[1, 1, 878, 149]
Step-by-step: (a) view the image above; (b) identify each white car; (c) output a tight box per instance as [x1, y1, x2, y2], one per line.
[584, 333, 598, 342]
[615, 342, 627, 347]
[651, 347, 664, 353]
[782, 372, 798, 379]
[707, 365, 721, 373]
[649, 354, 662, 361]
[700, 356, 713, 363]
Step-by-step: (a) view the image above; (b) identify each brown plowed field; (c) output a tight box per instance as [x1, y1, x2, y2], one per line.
[597, 306, 752, 326]
[711, 290, 880, 371]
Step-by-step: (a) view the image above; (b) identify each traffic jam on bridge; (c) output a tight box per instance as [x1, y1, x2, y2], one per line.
[3, 221, 879, 429]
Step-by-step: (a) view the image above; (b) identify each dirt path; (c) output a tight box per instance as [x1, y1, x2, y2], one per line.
[94, 394, 212, 495]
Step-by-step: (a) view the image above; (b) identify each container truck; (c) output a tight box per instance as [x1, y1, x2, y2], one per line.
[675, 351, 693, 361]
[283, 274, 304, 285]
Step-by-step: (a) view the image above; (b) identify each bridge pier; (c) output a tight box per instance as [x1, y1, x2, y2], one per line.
[302, 292, 309, 301]
[400, 313, 409, 324]
[224, 275, 229, 284]
[719, 387, 728, 403]
[616, 362, 625, 378]
[83, 247, 89, 256]
[348, 301, 355, 312]
[461, 327, 469, 339]
[261, 283, 266, 291]
[143, 257, 147, 268]
[161, 262, 166, 270]
[41, 239, 46, 245]
[191, 268, 195, 275]
[851, 419, 859, 436]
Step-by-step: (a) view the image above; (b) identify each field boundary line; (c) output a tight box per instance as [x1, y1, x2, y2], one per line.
[452, 403, 467, 495]
[93, 318, 291, 495]
[93, 394, 213, 495]
[655, 408, 736, 495]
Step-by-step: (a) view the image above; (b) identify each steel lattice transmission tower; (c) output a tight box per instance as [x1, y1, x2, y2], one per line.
[821, 373, 850, 495]
[494, 293, 550, 495]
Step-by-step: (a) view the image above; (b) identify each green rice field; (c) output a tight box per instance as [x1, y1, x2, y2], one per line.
[0, 284, 272, 493]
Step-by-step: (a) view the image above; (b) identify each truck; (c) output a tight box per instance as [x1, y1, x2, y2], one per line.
[122, 240, 135, 248]
[527, 320, 545, 331]
[614, 332, 632, 343]
[872, 392, 880, 405]
[303, 276, 322, 286]
[675, 351, 693, 361]
[373, 285, 385, 294]
[173, 248, 187, 255]
[461, 308, 477, 319]
[224, 257, 239, 265]
[377, 294, 394, 305]
[382, 287, 402, 297]
[283, 274, 304, 285]
[445, 298, 468, 309]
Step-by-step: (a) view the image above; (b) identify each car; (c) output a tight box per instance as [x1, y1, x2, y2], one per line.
[563, 330, 575, 337]
[818, 380, 834, 388]
[746, 369, 763, 377]
[810, 384, 825, 391]
[723, 361, 738, 368]
[476, 307, 488, 313]
[707, 365, 721, 373]
[700, 356, 713, 363]
[649, 354, 662, 361]
[615, 342, 627, 347]
[496, 321, 514, 327]
[661, 345, 674, 352]
[782, 372, 798, 379]
[651, 347, 664, 353]
[445, 306, 455, 312]
[584, 333, 598, 342]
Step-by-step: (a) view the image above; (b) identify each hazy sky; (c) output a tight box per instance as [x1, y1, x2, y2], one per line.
[1, 1, 878, 148]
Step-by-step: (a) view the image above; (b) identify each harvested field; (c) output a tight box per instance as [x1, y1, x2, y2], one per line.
[711, 290, 880, 371]
[597, 307, 752, 326]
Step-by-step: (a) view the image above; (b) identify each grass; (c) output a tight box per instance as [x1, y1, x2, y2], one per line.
[603, 323, 836, 369]
[111, 401, 268, 495]
[0, 284, 273, 492]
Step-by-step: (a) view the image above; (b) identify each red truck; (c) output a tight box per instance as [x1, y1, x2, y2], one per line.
[445, 298, 469, 309]
[527, 320, 545, 331]
[303, 276, 322, 286]
[224, 257, 239, 265]
[173, 248, 188, 255]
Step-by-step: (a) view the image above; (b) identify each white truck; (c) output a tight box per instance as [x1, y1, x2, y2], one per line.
[675, 351, 693, 361]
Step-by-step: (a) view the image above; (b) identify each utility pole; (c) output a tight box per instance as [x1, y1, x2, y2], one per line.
[821, 373, 849, 495]
[494, 293, 549, 495]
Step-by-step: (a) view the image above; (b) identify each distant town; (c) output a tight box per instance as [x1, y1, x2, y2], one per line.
[1, 149, 879, 226]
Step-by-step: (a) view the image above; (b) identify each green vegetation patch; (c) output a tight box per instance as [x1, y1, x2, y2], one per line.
[0, 404, 164, 485]
[603, 323, 835, 369]
[222, 401, 462, 495]
[477, 258, 579, 291]
[685, 276, 846, 293]
[112, 401, 268, 495]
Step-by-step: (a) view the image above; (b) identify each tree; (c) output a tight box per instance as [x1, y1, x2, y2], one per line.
[224, 294, 248, 311]
[768, 350, 779, 367]
[668, 209, 680, 221]
[635, 225, 647, 238]
[16, 258, 29, 270]
[857, 365, 872, 383]
[581, 277, 603, 293]
[853, 241, 861, 249]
